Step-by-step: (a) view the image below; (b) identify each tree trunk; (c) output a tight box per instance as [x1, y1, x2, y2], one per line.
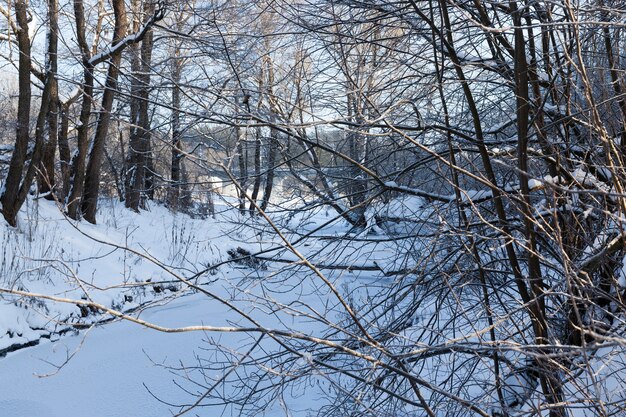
[248, 126, 263, 214]
[38, 0, 60, 199]
[259, 56, 278, 212]
[600, 4, 626, 151]
[1, 0, 52, 226]
[125, 1, 155, 212]
[169, 59, 183, 210]
[39, 97, 59, 198]
[82, 0, 129, 223]
[259, 129, 278, 212]
[346, 91, 367, 228]
[125, 33, 142, 210]
[236, 121, 248, 213]
[249, 66, 264, 214]
[145, 138, 155, 200]
[66, 0, 94, 219]
[0, 0, 32, 226]
[58, 102, 71, 200]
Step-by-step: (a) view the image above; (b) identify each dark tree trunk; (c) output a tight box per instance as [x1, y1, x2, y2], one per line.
[169, 60, 183, 209]
[82, 0, 129, 223]
[1, 0, 52, 226]
[66, 0, 94, 219]
[125, 1, 155, 212]
[259, 129, 278, 212]
[236, 122, 247, 213]
[58, 102, 72, 200]
[104, 146, 124, 201]
[139, 2, 155, 203]
[40, 97, 59, 198]
[259, 56, 278, 212]
[249, 67, 264, 214]
[248, 126, 263, 214]
[0, 0, 32, 226]
[38, 0, 60, 199]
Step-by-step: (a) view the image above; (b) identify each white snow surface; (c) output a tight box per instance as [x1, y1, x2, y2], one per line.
[0, 291, 318, 417]
[0, 197, 394, 416]
[1, 196, 625, 417]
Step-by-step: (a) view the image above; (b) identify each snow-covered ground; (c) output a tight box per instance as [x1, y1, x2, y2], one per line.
[0, 197, 223, 355]
[2, 196, 624, 417]
[0, 293, 218, 417]
[0, 289, 327, 417]
[0, 196, 405, 416]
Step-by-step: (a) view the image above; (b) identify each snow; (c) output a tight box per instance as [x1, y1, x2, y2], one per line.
[0, 292, 308, 417]
[88, 14, 161, 67]
[454, 178, 546, 204]
[0, 195, 625, 417]
[0, 303, 46, 350]
[0, 196, 371, 415]
[0, 199, 219, 354]
[499, 364, 538, 410]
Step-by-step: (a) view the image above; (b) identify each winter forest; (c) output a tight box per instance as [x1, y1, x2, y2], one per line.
[0, 0, 625, 415]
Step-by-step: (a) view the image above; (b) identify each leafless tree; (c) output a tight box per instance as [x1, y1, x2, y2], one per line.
[1, 0, 626, 416]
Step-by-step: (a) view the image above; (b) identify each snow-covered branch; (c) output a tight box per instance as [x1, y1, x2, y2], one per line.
[88, 7, 164, 67]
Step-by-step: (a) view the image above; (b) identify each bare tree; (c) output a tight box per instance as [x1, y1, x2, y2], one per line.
[2, 0, 626, 416]
[125, 0, 156, 211]
[38, 0, 60, 198]
[1, 0, 53, 226]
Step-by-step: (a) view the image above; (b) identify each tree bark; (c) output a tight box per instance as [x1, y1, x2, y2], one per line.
[1, 0, 52, 226]
[38, 0, 60, 198]
[66, 0, 94, 219]
[58, 102, 72, 201]
[236, 107, 248, 214]
[249, 66, 264, 214]
[169, 58, 184, 209]
[125, 1, 155, 212]
[259, 56, 278, 212]
[0, 0, 32, 226]
[82, 0, 129, 223]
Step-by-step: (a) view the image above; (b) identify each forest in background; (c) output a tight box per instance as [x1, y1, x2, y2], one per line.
[1, 0, 626, 415]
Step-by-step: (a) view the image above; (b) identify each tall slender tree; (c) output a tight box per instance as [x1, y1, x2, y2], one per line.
[125, 0, 156, 212]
